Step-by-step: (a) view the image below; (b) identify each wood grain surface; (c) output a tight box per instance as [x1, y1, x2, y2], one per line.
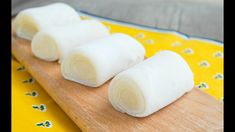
[12, 32, 223, 132]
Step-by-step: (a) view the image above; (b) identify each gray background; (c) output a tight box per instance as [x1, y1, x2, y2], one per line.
[12, 0, 223, 42]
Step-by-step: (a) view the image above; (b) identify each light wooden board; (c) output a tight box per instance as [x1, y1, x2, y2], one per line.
[12, 33, 223, 132]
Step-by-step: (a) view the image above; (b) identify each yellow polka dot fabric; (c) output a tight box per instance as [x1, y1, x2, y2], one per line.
[12, 59, 81, 132]
[12, 12, 223, 131]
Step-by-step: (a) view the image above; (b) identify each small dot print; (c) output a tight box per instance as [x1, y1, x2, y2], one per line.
[16, 66, 25, 71]
[36, 120, 52, 128]
[25, 91, 38, 97]
[135, 33, 145, 39]
[214, 51, 223, 58]
[214, 73, 223, 80]
[199, 60, 210, 68]
[145, 39, 154, 44]
[22, 77, 35, 84]
[32, 104, 47, 112]
[196, 82, 209, 89]
[171, 42, 181, 47]
[183, 48, 194, 54]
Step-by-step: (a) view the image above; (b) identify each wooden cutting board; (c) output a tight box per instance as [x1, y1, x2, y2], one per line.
[12, 32, 223, 132]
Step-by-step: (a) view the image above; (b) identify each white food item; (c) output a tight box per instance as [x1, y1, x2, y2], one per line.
[108, 50, 194, 117]
[14, 3, 81, 40]
[31, 20, 110, 62]
[61, 33, 145, 87]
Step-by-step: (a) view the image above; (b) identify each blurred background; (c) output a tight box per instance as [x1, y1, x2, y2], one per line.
[12, 0, 223, 42]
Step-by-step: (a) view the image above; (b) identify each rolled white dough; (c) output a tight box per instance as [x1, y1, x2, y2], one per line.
[108, 50, 194, 117]
[31, 20, 110, 62]
[61, 33, 146, 87]
[14, 3, 81, 40]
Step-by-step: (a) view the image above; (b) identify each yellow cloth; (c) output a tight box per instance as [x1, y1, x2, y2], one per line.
[12, 59, 80, 131]
[12, 14, 223, 131]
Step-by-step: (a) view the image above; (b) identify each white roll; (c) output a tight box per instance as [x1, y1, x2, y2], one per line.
[108, 50, 194, 117]
[61, 33, 145, 87]
[31, 20, 110, 62]
[14, 3, 81, 40]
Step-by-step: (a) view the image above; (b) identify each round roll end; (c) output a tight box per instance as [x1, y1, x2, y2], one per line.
[32, 32, 59, 61]
[109, 76, 146, 117]
[15, 12, 39, 40]
[61, 52, 98, 87]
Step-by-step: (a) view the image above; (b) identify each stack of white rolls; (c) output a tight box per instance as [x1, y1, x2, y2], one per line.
[61, 33, 146, 87]
[31, 20, 110, 62]
[108, 50, 194, 117]
[14, 3, 110, 63]
[14, 3, 81, 40]
[14, 3, 195, 118]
